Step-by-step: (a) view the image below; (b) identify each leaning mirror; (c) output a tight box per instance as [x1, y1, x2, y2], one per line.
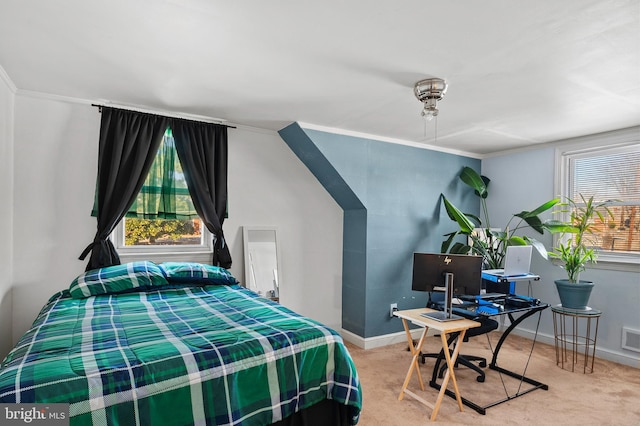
[242, 226, 281, 300]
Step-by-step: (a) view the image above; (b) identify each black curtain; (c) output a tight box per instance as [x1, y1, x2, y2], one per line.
[80, 108, 169, 270]
[171, 119, 232, 268]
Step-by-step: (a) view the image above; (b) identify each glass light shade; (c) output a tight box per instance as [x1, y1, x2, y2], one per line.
[421, 98, 439, 120]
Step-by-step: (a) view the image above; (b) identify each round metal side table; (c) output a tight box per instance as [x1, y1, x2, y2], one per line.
[551, 305, 602, 373]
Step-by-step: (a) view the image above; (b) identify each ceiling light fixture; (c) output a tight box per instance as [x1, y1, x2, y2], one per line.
[414, 78, 448, 121]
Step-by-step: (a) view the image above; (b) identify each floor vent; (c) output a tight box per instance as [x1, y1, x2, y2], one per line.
[622, 327, 640, 353]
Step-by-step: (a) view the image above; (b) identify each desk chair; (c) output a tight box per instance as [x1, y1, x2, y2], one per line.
[420, 293, 499, 383]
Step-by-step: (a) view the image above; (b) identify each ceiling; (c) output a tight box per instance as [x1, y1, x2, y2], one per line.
[1, 0, 639, 156]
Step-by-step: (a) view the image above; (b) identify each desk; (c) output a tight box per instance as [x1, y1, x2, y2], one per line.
[393, 308, 480, 421]
[551, 305, 602, 373]
[429, 300, 549, 414]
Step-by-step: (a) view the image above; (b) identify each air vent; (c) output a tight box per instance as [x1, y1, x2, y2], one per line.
[622, 327, 640, 353]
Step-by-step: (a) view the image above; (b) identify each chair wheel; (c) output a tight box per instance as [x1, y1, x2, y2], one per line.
[477, 376, 485, 383]
[479, 361, 487, 368]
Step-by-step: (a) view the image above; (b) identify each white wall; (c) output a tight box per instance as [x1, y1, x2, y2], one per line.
[12, 96, 99, 341]
[0, 71, 14, 359]
[224, 126, 344, 329]
[483, 144, 640, 366]
[9, 94, 344, 345]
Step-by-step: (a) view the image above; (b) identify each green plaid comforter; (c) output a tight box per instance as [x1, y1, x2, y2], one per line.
[0, 285, 362, 425]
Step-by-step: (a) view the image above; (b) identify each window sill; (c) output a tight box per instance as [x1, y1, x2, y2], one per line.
[118, 250, 213, 265]
[549, 257, 640, 274]
[589, 256, 640, 274]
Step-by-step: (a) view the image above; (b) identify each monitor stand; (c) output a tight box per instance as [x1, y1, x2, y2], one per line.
[422, 272, 463, 322]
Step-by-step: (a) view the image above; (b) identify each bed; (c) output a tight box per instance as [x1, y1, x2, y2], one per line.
[0, 261, 362, 425]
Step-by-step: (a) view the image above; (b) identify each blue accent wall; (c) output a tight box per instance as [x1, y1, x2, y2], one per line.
[279, 123, 480, 338]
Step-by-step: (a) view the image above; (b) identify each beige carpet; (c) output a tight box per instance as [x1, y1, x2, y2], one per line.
[347, 332, 640, 425]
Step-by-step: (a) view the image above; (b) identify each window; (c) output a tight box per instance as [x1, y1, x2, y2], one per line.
[112, 128, 212, 258]
[555, 128, 640, 266]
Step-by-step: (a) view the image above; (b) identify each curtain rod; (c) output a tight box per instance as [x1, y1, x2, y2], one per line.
[91, 103, 236, 128]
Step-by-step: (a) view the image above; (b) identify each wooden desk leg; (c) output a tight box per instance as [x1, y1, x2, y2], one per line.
[430, 329, 467, 421]
[398, 319, 428, 400]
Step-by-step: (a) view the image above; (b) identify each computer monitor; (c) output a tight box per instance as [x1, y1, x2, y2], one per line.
[412, 253, 483, 295]
[412, 253, 483, 321]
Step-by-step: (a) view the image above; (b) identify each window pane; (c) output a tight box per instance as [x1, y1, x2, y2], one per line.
[597, 205, 639, 252]
[124, 218, 203, 246]
[572, 150, 640, 202]
[127, 129, 199, 219]
[569, 147, 640, 255]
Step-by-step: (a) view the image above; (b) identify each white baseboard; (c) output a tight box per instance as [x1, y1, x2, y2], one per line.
[341, 326, 640, 369]
[340, 327, 437, 350]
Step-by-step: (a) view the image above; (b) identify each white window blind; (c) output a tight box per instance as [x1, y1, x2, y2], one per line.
[571, 149, 640, 204]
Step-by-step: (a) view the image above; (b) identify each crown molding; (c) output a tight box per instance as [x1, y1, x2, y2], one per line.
[16, 88, 91, 105]
[13, 89, 251, 130]
[480, 126, 640, 160]
[0, 65, 17, 94]
[297, 122, 482, 159]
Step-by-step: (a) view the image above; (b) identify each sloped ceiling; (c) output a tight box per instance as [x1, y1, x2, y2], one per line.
[1, 0, 638, 156]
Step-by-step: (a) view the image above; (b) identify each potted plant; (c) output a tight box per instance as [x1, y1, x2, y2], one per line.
[441, 166, 566, 270]
[549, 194, 613, 309]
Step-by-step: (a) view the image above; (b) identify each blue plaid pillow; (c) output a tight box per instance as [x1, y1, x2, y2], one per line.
[159, 262, 238, 286]
[69, 261, 168, 298]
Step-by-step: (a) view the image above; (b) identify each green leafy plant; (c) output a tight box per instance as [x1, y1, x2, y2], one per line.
[441, 166, 567, 269]
[125, 218, 197, 245]
[549, 194, 614, 283]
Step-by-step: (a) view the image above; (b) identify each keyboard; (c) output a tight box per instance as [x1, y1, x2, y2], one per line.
[479, 293, 507, 301]
[458, 294, 478, 302]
